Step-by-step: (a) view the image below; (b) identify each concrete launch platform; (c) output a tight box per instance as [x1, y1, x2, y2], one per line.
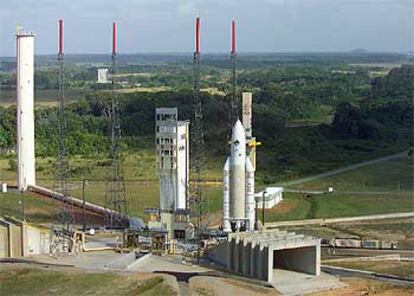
[271, 269, 345, 295]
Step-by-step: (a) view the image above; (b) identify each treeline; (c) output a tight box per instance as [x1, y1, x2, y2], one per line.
[0, 64, 412, 182]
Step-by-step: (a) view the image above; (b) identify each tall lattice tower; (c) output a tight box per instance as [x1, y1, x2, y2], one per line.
[105, 22, 128, 228]
[190, 17, 207, 237]
[228, 20, 239, 134]
[54, 19, 73, 229]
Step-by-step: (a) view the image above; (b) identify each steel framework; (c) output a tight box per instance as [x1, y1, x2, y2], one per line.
[54, 19, 73, 229]
[190, 17, 207, 259]
[105, 22, 128, 228]
[229, 20, 239, 131]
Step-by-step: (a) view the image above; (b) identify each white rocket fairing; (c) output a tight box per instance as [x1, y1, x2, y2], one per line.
[223, 120, 255, 232]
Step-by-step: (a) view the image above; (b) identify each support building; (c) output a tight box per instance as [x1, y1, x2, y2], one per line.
[154, 108, 189, 237]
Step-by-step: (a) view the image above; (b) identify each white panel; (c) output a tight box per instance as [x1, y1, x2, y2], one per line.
[242, 92, 252, 139]
[175, 122, 188, 210]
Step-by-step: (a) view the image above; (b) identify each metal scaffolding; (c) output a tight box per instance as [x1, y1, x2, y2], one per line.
[105, 22, 128, 228]
[229, 20, 239, 133]
[190, 17, 207, 260]
[54, 19, 73, 230]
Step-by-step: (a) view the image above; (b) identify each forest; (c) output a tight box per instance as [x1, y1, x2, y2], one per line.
[0, 54, 412, 183]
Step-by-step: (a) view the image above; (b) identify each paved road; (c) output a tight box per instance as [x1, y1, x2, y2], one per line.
[322, 265, 414, 285]
[322, 247, 414, 259]
[277, 151, 409, 187]
[265, 212, 414, 228]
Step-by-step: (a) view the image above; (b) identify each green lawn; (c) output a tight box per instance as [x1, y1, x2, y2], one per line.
[0, 192, 59, 224]
[0, 149, 223, 222]
[0, 267, 173, 296]
[290, 155, 414, 192]
[264, 192, 413, 222]
[1, 149, 412, 224]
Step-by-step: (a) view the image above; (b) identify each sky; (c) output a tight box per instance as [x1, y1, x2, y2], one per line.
[0, 0, 413, 56]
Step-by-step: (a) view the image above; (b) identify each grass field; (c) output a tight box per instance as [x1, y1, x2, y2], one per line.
[0, 192, 60, 224]
[0, 88, 87, 106]
[327, 260, 414, 279]
[0, 150, 223, 221]
[0, 266, 173, 296]
[264, 191, 413, 222]
[289, 155, 414, 192]
[1, 149, 412, 223]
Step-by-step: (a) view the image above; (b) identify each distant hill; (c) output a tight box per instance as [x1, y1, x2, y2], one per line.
[349, 49, 368, 54]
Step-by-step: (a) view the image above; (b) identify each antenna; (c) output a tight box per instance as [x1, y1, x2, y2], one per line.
[58, 19, 63, 55]
[231, 19, 236, 54]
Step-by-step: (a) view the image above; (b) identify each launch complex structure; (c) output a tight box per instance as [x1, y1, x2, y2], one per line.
[9, 17, 321, 283]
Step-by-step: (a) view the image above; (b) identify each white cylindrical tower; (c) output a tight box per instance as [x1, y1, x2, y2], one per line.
[222, 157, 231, 231]
[245, 156, 255, 231]
[230, 120, 246, 220]
[16, 32, 36, 191]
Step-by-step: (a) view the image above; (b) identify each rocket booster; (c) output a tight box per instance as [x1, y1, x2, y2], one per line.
[222, 119, 256, 232]
[222, 157, 231, 232]
[246, 157, 255, 231]
[230, 120, 246, 220]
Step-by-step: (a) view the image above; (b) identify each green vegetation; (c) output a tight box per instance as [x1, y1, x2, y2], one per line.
[290, 155, 414, 192]
[328, 260, 414, 279]
[264, 192, 413, 222]
[0, 192, 59, 224]
[0, 53, 412, 222]
[0, 267, 173, 296]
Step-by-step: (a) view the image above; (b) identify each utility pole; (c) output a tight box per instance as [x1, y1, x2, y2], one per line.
[255, 197, 258, 230]
[262, 189, 267, 228]
[82, 179, 88, 232]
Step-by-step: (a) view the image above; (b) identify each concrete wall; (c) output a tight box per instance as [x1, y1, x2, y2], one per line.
[211, 232, 320, 283]
[11, 224, 23, 257]
[273, 245, 320, 276]
[0, 223, 10, 257]
[206, 241, 227, 267]
[0, 218, 50, 258]
[26, 225, 50, 255]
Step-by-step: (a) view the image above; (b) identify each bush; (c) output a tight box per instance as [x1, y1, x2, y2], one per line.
[8, 159, 16, 171]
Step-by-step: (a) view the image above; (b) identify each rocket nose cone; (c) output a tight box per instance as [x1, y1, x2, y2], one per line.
[232, 119, 245, 141]
[223, 157, 230, 170]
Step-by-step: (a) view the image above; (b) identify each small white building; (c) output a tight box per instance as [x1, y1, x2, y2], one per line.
[97, 68, 109, 83]
[255, 187, 283, 209]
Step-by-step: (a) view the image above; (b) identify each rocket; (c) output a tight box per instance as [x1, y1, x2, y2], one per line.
[222, 120, 255, 232]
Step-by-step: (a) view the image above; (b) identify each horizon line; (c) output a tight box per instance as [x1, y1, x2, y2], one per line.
[0, 50, 411, 59]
